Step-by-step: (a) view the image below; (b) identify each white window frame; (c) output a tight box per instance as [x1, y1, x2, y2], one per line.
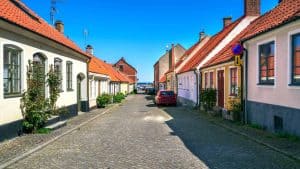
[288, 29, 300, 89]
[256, 37, 277, 88]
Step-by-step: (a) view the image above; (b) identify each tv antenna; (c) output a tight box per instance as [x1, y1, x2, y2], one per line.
[83, 28, 89, 47]
[50, 0, 63, 25]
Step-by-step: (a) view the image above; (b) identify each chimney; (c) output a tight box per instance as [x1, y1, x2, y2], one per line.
[244, 0, 260, 16]
[223, 17, 232, 28]
[55, 20, 64, 33]
[199, 31, 205, 41]
[86, 45, 94, 55]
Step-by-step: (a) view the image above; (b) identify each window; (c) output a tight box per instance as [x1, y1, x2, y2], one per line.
[66, 61, 73, 90]
[119, 65, 124, 72]
[33, 53, 46, 98]
[291, 33, 300, 85]
[210, 72, 214, 88]
[259, 41, 275, 85]
[54, 58, 63, 91]
[204, 73, 208, 89]
[3, 45, 22, 97]
[230, 68, 238, 96]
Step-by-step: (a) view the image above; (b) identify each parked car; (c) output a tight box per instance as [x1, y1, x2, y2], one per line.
[155, 90, 177, 106]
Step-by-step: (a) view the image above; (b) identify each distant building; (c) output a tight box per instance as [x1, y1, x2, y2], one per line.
[114, 57, 138, 86]
[153, 44, 186, 91]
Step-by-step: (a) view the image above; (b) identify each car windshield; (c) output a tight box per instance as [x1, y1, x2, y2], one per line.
[160, 91, 174, 96]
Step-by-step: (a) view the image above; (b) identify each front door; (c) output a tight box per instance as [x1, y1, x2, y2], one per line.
[77, 77, 82, 112]
[217, 70, 224, 108]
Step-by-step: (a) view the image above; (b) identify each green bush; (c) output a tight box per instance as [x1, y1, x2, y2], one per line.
[113, 92, 125, 103]
[97, 93, 112, 108]
[200, 88, 217, 111]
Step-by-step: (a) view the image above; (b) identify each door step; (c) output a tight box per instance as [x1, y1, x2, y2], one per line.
[45, 120, 67, 130]
[46, 116, 60, 126]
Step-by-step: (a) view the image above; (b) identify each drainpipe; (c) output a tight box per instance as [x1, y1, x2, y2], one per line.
[86, 58, 91, 112]
[242, 43, 249, 124]
[194, 69, 201, 107]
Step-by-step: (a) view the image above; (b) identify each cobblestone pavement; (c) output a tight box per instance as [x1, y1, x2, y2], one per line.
[7, 95, 300, 169]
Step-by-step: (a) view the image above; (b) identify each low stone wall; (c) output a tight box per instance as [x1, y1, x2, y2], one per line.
[247, 100, 300, 136]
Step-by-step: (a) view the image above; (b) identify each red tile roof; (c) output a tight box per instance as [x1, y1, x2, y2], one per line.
[101, 62, 129, 83]
[89, 56, 109, 75]
[243, 0, 300, 41]
[175, 40, 201, 69]
[178, 17, 243, 74]
[203, 0, 300, 68]
[202, 29, 249, 68]
[0, 0, 90, 59]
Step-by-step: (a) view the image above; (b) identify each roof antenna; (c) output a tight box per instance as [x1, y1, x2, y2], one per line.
[83, 28, 89, 47]
[50, 0, 57, 25]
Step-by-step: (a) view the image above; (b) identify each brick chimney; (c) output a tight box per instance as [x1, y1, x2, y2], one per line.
[86, 45, 94, 55]
[244, 0, 260, 16]
[55, 20, 64, 33]
[223, 17, 232, 28]
[171, 44, 175, 69]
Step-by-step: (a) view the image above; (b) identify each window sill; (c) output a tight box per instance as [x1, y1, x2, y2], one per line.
[257, 83, 274, 86]
[4, 94, 22, 99]
[289, 84, 300, 86]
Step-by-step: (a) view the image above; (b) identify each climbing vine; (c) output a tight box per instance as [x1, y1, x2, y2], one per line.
[20, 62, 61, 133]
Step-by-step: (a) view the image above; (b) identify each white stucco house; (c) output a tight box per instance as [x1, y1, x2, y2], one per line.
[88, 50, 110, 108]
[242, 0, 300, 136]
[0, 0, 90, 139]
[176, 0, 260, 107]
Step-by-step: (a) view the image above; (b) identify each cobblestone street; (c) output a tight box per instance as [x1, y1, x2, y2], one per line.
[7, 95, 300, 169]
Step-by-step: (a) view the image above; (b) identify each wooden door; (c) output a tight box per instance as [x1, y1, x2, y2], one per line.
[217, 70, 224, 108]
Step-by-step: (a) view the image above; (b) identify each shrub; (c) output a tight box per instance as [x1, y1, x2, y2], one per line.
[133, 89, 137, 94]
[200, 88, 217, 111]
[97, 93, 112, 108]
[113, 92, 125, 103]
[228, 88, 243, 121]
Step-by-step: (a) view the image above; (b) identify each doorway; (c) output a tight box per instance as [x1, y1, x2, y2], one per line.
[217, 70, 224, 108]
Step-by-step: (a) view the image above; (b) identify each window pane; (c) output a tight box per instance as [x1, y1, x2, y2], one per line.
[3, 46, 22, 96]
[3, 79, 9, 94]
[4, 65, 9, 79]
[259, 42, 275, 84]
[12, 79, 20, 93]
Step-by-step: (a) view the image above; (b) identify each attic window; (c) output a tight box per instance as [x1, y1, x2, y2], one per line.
[10, 0, 40, 22]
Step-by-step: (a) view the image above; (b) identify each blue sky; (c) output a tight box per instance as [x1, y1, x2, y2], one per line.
[23, 0, 278, 82]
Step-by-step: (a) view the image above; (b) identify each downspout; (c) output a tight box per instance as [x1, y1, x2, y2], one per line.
[242, 43, 249, 124]
[194, 69, 200, 107]
[86, 57, 91, 112]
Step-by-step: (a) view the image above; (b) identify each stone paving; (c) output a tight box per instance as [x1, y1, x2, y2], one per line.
[4, 95, 300, 169]
[0, 103, 117, 165]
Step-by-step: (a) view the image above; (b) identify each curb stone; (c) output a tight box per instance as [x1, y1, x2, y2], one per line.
[0, 103, 120, 169]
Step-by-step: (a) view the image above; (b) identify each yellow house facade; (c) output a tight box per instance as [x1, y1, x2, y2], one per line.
[201, 60, 242, 110]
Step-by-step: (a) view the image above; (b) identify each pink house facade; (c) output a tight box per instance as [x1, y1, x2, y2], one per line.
[243, 0, 300, 136]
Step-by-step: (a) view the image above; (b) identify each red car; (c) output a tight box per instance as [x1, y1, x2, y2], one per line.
[155, 90, 177, 106]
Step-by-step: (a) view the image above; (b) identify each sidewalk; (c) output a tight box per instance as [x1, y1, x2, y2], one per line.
[0, 96, 130, 165]
[185, 107, 300, 161]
